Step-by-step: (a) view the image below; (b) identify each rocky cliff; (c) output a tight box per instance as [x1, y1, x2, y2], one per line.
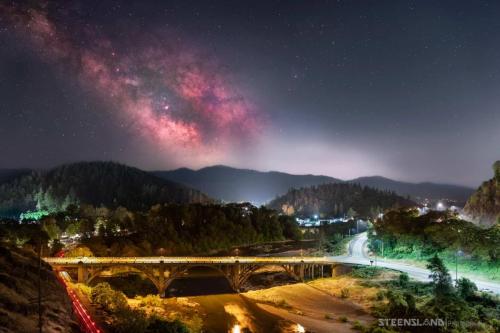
[464, 161, 500, 227]
[0, 245, 78, 332]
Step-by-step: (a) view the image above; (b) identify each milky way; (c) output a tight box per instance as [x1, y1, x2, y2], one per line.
[2, 1, 499, 185]
[1, 3, 262, 156]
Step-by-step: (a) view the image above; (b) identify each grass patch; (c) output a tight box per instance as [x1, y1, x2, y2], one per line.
[276, 299, 292, 309]
[350, 266, 383, 279]
[351, 320, 365, 331]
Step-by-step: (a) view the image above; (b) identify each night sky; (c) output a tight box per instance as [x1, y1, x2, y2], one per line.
[1, 1, 499, 187]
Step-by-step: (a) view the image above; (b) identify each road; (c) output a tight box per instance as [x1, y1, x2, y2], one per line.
[330, 232, 500, 294]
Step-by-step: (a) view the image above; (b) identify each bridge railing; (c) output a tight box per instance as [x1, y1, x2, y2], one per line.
[43, 256, 332, 265]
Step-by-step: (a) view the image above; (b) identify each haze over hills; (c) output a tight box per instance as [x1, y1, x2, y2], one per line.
[0, 163, 475, 218]
[349, 176, 474, 203]
[153, 165, 341, 204]
[0, 162, 211, 217]
[155, 165, 474, 205]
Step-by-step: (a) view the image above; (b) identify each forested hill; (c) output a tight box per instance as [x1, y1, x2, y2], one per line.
[267, 183, 415, 217]
[463, 161, 500, 227]
[0, 161, 212, 216]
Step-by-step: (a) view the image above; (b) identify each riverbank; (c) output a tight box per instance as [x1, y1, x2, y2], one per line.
[244, 279, 379, 333]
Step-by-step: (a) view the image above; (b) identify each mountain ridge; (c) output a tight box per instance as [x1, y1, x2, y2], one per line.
[153, 165, 341, 204]
[155, 165, 474, 204]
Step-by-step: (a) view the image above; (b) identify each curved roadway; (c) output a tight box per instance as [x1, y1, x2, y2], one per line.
[330, 232, 500, 294]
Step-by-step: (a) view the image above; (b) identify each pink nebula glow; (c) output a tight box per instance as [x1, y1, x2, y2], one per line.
[2, 3, 262, 156]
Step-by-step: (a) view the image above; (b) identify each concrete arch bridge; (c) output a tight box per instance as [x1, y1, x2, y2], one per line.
[44, 256, 340, 296]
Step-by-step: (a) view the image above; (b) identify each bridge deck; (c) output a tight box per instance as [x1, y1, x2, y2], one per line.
[44, 256, 333, 266]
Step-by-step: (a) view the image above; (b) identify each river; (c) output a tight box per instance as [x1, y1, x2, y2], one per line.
[168, 240, 319, 332]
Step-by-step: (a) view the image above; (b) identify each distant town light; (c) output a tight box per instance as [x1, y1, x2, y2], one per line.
[313, 214, 318, 219]
[437, 202, 444, 210]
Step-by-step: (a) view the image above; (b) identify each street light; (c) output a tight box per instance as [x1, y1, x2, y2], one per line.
[38, 223, 43, 333]
[455, 249, 463, 284]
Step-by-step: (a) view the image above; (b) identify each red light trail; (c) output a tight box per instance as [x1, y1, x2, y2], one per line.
[57, 272, 102, 333]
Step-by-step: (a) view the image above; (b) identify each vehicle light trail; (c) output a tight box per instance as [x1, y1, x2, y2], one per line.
[56, 271, 102, 333]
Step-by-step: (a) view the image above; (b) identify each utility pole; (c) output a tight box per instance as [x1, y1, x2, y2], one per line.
[38, 224, 42, 333]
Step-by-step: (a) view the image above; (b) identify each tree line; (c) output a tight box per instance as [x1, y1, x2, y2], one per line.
[369, 208, 500, 280]
[0, 202, 302, 256]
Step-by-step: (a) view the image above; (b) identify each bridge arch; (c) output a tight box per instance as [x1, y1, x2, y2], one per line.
[47, 257, 336, 297]
[86, 265, 157, 284]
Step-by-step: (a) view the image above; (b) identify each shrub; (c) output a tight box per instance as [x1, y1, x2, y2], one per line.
[90, 282, 128, 313]
[456, 277, 478, 300]
[338, 316, 348, 322]
[398, 272, 409, 287]
[76, 283, 92, 298]
[340, 288, 350, 298]
[138, 294, 163, 308]
[113, 307, 148, 333]
[147, 317, 189, 333]
[91, 282, 114, 306]
[375, 290, 385, 301]
[110, 290, 129, 312]
[351, 320, 365, 331]
[351, 266, 381, 279]
[324, 314, 333, 320]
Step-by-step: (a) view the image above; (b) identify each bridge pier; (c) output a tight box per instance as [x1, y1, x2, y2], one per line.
[299, 262, 305, 281]
[157, 263, 167, 297]
[231, 262, 241, 291]
[77, 262, 87, 283]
